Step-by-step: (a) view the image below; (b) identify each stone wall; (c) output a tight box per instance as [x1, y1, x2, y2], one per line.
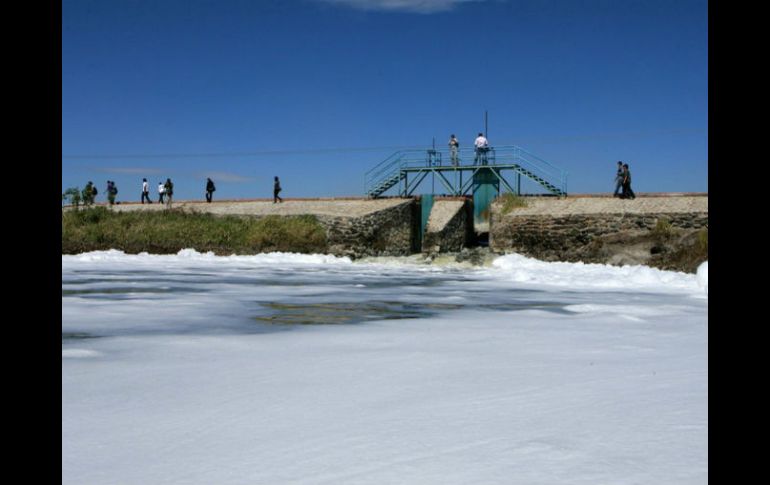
[491, 212, 708, 257]
[489, 197, 708, 271]
[99, 197, 420, 259]
[318, 199, 418, 258]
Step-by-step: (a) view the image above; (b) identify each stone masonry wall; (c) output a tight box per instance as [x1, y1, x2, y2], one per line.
[490, 206, 708, 264]
[490, 211, 708, 263]
[318, 199, 417, 258]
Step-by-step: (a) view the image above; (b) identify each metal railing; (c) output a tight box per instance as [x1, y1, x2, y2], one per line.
[365, 145, 568, 197]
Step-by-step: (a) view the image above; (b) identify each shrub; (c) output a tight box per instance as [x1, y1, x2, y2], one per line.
[697, 227, 708, 254]
[497, 193, 527, 214]
[62, 187, 81, 208]
[62, 209, 328, 255]
[652, 218, 674, 240]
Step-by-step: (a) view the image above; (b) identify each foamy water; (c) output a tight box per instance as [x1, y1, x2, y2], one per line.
[62, 250, 707, 484]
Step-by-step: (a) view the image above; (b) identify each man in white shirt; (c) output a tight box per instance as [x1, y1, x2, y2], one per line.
[158, 182, 166, 204]
[141, 178, 152, 204]
[474, 132, 489, 165]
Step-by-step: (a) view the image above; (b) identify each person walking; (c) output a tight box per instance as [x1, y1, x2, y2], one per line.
[448, 134, 460, 166]
[621, 163, 636, 199]
[164, 178, 174, 207]
[83, 181, 96, 205]
[613, 161, 624, 197]
[474, 132, 489, 165]
[158, 181, 166, 204]
[205, 178, 216, 203]
[273, 176, 283, 203]
[141, 178, 152, 204]
[106, 181, 118, 206]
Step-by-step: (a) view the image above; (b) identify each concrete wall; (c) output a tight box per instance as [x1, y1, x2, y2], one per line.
[421, 198, 474, 254]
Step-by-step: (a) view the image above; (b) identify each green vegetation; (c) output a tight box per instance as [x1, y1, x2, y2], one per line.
[62, 187, 82, 208]
[652, 217, 674, 241]
[697, 227, 708, 254]
[62, 207, 328, 255]
[651, 226, 708, 273]
[497, 192, 528, 214]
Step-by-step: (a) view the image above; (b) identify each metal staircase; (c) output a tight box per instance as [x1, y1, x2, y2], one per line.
[364, 145, 568, 198]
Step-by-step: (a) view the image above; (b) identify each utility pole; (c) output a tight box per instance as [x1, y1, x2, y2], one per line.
[431, 137, 436, 193]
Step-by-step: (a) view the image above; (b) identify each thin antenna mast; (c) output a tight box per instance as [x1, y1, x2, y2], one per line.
[431, 137, 436, 192]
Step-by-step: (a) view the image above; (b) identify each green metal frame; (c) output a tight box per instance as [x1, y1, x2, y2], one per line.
[364, 145, 568, 199]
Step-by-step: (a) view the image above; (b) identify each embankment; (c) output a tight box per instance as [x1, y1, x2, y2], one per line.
[63, 194, 708, 272]
[62, 199, 418, 259]
[489, 194, 708, 273]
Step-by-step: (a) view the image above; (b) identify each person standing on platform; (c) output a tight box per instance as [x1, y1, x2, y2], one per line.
[448, 134, 460, 166]
[474, 132, 489, 165]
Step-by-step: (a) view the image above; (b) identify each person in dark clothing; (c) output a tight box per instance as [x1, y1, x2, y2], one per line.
[83, 181, 96, 205]
[621, 164, 636, 199]
[205, 178, 216, 203]
[164, 178, 174, 207]
[273, 176, 283, 203]
[107, 181, 118, 205]
[613, 161, 624, 197]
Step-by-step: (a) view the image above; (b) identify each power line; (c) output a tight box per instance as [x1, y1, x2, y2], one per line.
[62, 128, 706, 160]
[62, 145, 428, 160]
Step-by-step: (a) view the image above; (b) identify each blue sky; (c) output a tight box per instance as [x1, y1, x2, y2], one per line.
[62, 0, 708, 201]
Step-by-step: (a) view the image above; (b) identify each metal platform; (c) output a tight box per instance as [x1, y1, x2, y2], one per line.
[364, 145, 568, 199]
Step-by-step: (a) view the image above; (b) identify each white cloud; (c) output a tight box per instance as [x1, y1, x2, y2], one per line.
[91, 167, 164, 175]
[315, 0, 484, 14]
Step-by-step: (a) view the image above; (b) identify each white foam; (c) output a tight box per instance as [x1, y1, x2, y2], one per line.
[489, 252, 701, 294]
[696, 261, 708, 294]
[63, 249, 353, 266]
[62, 349, 101, 359]
[62, 249, 708, 485]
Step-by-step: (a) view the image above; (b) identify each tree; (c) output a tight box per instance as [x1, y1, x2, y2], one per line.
[62, 187, 82, 209]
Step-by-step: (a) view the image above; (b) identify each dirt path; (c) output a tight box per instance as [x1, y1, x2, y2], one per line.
[102, 198, 410, 218]
[500, 194, 708, 216]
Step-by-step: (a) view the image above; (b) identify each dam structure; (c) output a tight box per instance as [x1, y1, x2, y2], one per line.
[68, 144, 707, 270]
[364, 145, 568, 232]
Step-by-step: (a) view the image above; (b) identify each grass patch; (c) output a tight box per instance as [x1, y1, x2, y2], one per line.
[62, 207, 328, 255]
[651, 226, 708, 273]
[652, 218, 674, 241]
[697, 227, 708, 254]
[497, 193, 528, 214]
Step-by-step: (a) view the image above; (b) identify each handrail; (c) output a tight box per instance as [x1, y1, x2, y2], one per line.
[365, 145, 568, 197]
[364, 151, 403, 195]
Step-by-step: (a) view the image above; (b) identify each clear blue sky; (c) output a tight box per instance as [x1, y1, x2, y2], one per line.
[62, 0, 708, 201]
